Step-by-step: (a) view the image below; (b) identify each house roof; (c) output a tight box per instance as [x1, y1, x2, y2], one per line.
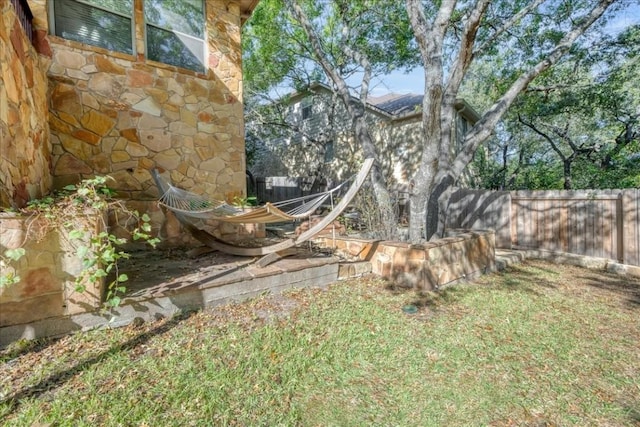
[367, 93, 424, 116]
[288, 82, 481, 124]
[240, 0, 261, 24]
[368, 93, 481, 124]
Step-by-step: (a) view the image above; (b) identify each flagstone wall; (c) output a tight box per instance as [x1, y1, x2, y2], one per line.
[317, 229, 496, 290]
[0, 212, 104, 328]
[36, 0, 247, 204]
[0, 0, 52, 209]
[2, 0, 250, 244]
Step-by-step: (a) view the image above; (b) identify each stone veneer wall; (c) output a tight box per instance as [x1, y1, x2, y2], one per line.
[27, 0, 246, 207]
[0, 0, 52, 209]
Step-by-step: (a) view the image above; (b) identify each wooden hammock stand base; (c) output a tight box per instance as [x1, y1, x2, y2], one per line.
[181, 222, 299, 267]
[155, 158, 374, 268]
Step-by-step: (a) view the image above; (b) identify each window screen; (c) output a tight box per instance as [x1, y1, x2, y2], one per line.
[52, 0, 133, 55]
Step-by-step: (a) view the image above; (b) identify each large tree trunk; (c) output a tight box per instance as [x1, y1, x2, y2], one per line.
[354, 110, 398, 239]
[563, 160, 573, 190]
[406, 0, 614, 241]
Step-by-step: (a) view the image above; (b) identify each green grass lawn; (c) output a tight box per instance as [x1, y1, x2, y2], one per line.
[1, 260, 639, 426]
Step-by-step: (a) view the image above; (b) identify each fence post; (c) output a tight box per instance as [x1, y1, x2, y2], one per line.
[616, 192, 624, 263]
[622, 189, 639, 266]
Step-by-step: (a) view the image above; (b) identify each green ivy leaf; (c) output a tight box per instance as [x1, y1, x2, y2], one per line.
[0, 273, 20, 287]
[5, 248, 26, 261]
[69, 230, 85, 240]
[76, 246, 89, 259]
[141, 213, 151, 222]
[117, 274, 129, 282]
[101, 248, 115, 263]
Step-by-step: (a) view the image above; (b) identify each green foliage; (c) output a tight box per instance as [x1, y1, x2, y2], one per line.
[466, 23, 640, 190]
[232, 195, 258, 208]
[1, 176, 160, 309]
[0, 249, 26, 288]
[242, 0, 418, 95]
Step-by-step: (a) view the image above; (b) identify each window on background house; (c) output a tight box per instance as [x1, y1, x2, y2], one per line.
[144, 0, 206, 73]
[455, 115, 469, 148]
[301, 97, 313, 120]
[51, 0, 134, 55]
[324, 141, 334, 163]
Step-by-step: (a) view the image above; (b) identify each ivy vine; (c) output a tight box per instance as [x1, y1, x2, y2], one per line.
[0, 176, 160, 308]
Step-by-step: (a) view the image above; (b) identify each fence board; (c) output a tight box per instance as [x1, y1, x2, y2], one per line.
[447, 188, 639, 266]
[446, 189, 512, 247]
[623, 189, 639, 265]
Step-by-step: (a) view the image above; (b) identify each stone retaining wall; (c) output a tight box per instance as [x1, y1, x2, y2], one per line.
[317, 230, 496, 290]
[0, 1, 52, 208]
[0, 213, 104, 328]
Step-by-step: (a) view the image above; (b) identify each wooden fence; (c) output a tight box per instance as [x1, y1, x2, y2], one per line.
[446, 189, 640, 266]
[255, 176, 326, 204]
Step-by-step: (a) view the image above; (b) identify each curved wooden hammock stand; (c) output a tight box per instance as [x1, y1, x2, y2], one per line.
[151, 158, 374, 263]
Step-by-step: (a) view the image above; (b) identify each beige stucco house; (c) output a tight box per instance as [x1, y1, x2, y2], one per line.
[1, 0, 257, 218]
[247, 82, 480, 196]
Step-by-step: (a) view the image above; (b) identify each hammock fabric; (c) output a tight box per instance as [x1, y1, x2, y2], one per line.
[155, 172, 351, 224]
[150, 158, 374, 258]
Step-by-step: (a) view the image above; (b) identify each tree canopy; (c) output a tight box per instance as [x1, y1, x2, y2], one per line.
[242, 0, 634, 241]
[466, 23, 640, 190]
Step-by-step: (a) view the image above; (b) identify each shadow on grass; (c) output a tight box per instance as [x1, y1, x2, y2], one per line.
[382, 261, 560, 308]
[0, 337, 64, 364]
[577, 271, 640, 308]
[479, 263, 561, 298]
[0, 310, 196, 415]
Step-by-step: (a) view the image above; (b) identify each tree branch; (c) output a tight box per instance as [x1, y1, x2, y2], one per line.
[450, 0, 616, 179]
[518, 115, 568, 161]
[445, 0, 491, 99]
[473, 0, 546, 57]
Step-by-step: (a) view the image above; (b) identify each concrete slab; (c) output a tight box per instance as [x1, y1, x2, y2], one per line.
[0, 248, 346, 347]
[495, 249, 527, 271]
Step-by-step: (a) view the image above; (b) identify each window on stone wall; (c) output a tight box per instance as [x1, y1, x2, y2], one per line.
[51, 0, 134, 55]
[144, 0, 205, 73]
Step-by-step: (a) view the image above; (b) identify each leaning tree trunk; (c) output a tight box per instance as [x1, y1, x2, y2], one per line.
[353, 110, 398, 240]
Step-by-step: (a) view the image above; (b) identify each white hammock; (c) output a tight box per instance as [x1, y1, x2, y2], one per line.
[155, 178, 349, 224]
[150, 158, 374, 258]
